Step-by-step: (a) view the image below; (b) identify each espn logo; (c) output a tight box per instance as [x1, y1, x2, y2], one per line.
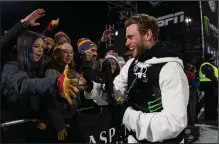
[157, 11, 184, 27]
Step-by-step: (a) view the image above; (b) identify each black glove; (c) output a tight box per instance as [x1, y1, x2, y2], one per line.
[70, 99, 79, 116]
[83, 75, 93, 92]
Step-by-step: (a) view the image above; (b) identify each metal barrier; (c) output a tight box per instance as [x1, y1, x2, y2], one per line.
[1, 118, 38, 128]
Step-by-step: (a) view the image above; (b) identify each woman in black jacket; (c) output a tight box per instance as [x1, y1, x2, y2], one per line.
[1, 30, 81, 142]
[0, 8, 46, 66]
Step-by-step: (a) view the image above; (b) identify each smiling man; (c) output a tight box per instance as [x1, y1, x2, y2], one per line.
[84, 14, 189, 143]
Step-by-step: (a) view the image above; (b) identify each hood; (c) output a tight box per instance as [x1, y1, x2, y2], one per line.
[102, 54, 119, 64]
[133, 41, 183, 68]
[146, 57, 183, 68]
[101, 54, 120, 79]
[138, 42, 179, 61]
[134, 57, 184, 71]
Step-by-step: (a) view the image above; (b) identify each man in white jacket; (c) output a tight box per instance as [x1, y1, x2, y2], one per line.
[84, 14, 189, 143]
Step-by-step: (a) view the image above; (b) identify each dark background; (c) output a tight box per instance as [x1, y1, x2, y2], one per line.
[114, 1, 203, 62]
[1, 1, 110, 44]
[1, 1, 208, 62]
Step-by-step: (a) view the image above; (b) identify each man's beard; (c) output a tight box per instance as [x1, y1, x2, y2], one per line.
[135, 40, 148, 58]
[83, 59, 100, 71]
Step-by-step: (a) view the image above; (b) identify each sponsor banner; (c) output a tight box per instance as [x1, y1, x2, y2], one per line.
[202, 1, 218, 52]
[69, 106, 127, 143]
[157, 11, 185, 27]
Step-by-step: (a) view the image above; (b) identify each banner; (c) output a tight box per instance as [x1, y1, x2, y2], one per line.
[202, 1, 218, 56]
[1, 106, 126, 143]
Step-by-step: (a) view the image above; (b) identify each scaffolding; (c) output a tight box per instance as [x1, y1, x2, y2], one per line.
[105, 1, 138, 48]
[105, 24, 115, 48]
[106, 1, 137, 20]
[199, 1, 205, 59]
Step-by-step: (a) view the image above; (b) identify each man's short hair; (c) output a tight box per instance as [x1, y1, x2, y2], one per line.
[125, 14, 159, 41]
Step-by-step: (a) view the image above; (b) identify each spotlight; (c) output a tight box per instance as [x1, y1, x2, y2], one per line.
[185, 17, 192, 23]
[115, 31, 118, 36]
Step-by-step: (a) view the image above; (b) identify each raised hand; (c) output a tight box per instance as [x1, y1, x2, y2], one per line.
[24, 8, 45, 27]
[48, 18, 59, 30]
[101, 30, 113, 41]
[51, 18, 59, 28]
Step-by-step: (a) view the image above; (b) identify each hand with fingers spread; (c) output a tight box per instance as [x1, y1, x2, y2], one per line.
[47, 18, 59, 31]
[23, 8, 45, 27]
[57, 127, 68, 141]
[58, 65, 85, 105]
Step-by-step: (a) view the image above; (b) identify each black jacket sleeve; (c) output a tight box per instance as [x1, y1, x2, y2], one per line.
[2, 61, 59, 95]
[0, 21, 27, 65]
[201, 64, 218, 86]
[81, 67, 94, 81]
[41, 27, 53, 38]
[97, 40, 107, 58]
[0, 21, 26, 52]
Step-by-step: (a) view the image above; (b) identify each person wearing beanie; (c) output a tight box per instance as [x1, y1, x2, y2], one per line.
[105, 46, 126, 69]
[76, 38, 98, 63]
[83, 54, 121, 107]
[76, 38, 100, 82]
[76, 48, 121, 143]
[105, 46, 117, 57]
[54, 31, 71, 44]
[117, 56, 126, 69]
[76, 37, 101, 117]
[102, 54, 120, 79]
[77, 38, 98, 55]
[42, 36, 55, 56]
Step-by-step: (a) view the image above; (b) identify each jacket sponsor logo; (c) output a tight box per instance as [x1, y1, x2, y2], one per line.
[157, 11, 184, 27]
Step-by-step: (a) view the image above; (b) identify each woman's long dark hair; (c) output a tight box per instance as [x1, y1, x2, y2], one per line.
[16, 31, 43, 70]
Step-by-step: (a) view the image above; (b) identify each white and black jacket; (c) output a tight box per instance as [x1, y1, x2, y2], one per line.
[84, 42, 189, 143]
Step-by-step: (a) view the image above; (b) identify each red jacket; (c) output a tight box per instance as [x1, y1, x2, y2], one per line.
[185, 70, 196, 79]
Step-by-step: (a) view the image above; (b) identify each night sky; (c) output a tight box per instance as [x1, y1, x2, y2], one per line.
[1, 1, 199, 44]
[1, 1, 111, 45]
[1, 1, 202, 56]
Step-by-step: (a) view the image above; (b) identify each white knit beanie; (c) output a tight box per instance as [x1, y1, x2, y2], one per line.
[103, 54, 119, 63]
